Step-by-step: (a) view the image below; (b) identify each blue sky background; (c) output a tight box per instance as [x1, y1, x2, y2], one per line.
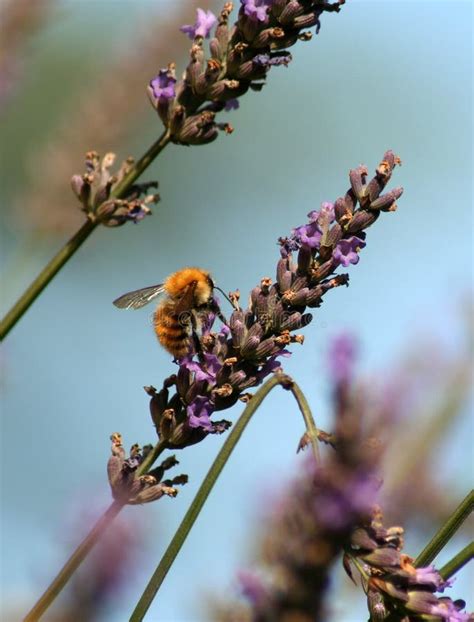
[1, 1, 472, 621]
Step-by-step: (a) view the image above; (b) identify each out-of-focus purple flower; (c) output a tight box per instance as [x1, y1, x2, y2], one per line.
[187, 396, 214, 430]
[224, 98, 240, 111]
[241, 0, 273, 23]
[149, 69, 176, 102]
[328, 332, 358, 385]
[333, 234, 366, 267]
[180, 8, 217, 39]
[313, 470, 379, 530]
[238, 569, 269, 607]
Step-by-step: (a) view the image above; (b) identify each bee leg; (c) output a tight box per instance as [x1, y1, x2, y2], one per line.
[190, 312, 205, 362]
[210, 299, 228, 326]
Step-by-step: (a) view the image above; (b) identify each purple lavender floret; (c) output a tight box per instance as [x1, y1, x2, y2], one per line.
[224, 98, 240, 111]
[241, 0, 273, 23]
[182, 353, 222, 386]
[333, 234, 366, 267]
[149, 69, 176, 102]
[187, 396, 214, 430]
[292, 221, 322, 249]
[253, 53, 292, 67]
[180, 8, 218, 39]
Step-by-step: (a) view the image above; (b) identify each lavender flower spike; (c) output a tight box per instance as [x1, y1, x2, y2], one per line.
[180, 8, 218, 39]
[145, 152, 402, 450]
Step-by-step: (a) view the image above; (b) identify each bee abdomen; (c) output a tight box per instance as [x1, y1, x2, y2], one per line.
[154, 305, 190, 358]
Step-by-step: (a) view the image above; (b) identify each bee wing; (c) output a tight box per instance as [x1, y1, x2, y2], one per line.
[174, 281, 198, 315]
[113, 284, 165, 309]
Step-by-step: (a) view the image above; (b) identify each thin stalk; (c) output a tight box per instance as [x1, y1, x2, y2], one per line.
[0, 218, 97, 340]
[438, 542, 474, 581]
[414, 490, 474, 568]
[23, 439, 168, 622]
[1, 130, 171, 341]
[288, 380, 320, 462]
[23, 499, 123, 622]
[129, 374, 319, 621]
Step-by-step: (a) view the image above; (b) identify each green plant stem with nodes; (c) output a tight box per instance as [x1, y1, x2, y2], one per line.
[23, 439, 169, 622]
[129, 373, 320, 622]
[439, 542, 474, 581]
[414, 489, 474, 568]
[0, 129, 171, 341]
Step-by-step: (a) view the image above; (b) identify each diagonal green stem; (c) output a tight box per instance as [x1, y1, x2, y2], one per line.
[22, 439, 168, 622]
[0, 130, 171, 341]
[414, 490, 474, 568]
[129, 373, 319, 621]
[438, 542, 474, 580]
[0, 218, 97, 340]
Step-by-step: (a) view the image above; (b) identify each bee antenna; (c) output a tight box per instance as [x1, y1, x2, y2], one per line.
[214, 286, 235, 308]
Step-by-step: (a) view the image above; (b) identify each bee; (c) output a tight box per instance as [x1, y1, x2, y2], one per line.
[113, 267, 227, 359]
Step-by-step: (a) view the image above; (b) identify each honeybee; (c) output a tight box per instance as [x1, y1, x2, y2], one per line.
[113, 267, 226, 359]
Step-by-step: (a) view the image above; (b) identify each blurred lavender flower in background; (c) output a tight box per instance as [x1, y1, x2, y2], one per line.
[349, 507, 473, 621]
[0, 0, 52, 111]
[209, 329, 473, 622]
[4, 1, 203, 235]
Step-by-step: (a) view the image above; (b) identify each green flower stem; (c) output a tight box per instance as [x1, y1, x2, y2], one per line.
[0, 130, 171, 341]
[111, 129, 171, 199]
[129, 373, 319, 622]
[0, 218, 97, 340]
[414, 490, 474, 568]
[23, 439, 168, 622]
[438, 542, 474, 580]
[288, 380, 320, 462]
[23, 499, 123, 622]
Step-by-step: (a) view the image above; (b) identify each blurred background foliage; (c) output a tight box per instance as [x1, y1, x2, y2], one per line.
[0, 1, 472, 620]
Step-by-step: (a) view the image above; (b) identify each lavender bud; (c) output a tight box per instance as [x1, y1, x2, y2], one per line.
[334, 196, 350, 224]
[346, 209, 379, 233]
[230, 314, 246, 347]
[282, 287, 309, 307]
[253, 27, 285, 48]
[241, 335, 261, 357]
[369, 187, 403, 211]
[306, 288, 323, 307]
[71, 174, 85, 201]
[228, 369, 247, 387]
[294, 11, 322, 29]
[344, 188, 357, 213]
[297, 244, 312, 274]
[279, 1, 304, 25]
[255, 338, 278, 358]
[212, 33, 224, 58]
[277, 258, 294, 292]
[349, 164, 368, 203]
[326, 222, 343, 246]
[279, 311, 301, 331]
[312, 258, 336, 281]
[175, 111, 218, 145]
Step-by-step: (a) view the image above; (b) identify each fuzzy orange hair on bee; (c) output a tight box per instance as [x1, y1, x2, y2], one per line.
[113, 267, 223, 358]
